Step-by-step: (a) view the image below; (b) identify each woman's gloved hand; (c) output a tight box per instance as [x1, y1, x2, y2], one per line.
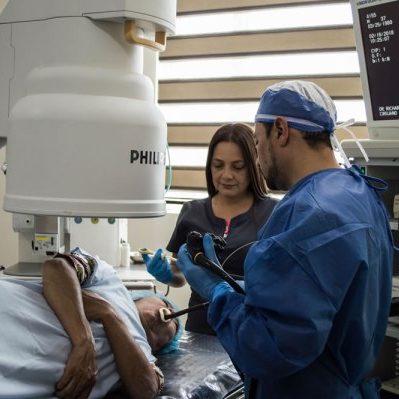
[142, 248, 173, 284]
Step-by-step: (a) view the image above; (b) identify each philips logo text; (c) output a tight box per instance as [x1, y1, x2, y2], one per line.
[130, 150, 165, 165]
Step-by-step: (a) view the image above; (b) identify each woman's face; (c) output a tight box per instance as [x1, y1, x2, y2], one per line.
[136, 297, 178, 352]
[211, 141, 250, 198]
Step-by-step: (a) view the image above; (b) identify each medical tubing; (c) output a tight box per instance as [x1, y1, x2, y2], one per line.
[336, 118, 369, 164]
[163, 301, 209, 320]
[330, 133, 351, 168]
[193, 252, 245, 294]
[165, 144, 172, 193]
[221, 241, 257, 268]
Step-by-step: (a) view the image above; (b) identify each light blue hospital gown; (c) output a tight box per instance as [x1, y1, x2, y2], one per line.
[0, 250, 155, 399]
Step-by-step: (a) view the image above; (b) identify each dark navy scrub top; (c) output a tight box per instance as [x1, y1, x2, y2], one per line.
[167, 196, 277, 335]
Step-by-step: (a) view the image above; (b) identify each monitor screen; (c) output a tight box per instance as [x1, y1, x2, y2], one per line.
[357, 0, 399, 121]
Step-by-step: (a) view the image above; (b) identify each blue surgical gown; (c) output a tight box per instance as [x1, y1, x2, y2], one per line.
[0, 253, 155, 399]
[208, 168, 393, 399]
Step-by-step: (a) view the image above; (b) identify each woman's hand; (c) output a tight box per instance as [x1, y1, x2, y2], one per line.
[142, 249, 174, 284]
[81, 290, 114, 322]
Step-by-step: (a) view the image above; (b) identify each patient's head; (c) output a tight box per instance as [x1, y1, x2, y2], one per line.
[135, 296, 180, 353]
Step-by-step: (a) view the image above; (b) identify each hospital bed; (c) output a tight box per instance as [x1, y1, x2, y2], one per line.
[106, 331, 245, 399]
[157, 331, 244, 399]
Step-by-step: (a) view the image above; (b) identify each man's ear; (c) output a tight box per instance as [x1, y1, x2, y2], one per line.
[274, 117, 290, 146]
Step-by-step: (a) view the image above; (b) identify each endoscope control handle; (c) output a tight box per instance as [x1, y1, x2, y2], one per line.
[186, 231, 245, 295]
[186, 231, 226, 260]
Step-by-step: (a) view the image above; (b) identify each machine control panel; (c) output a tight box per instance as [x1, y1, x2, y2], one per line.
[357, 0, 399, 120]
[33, 233, 61, 256]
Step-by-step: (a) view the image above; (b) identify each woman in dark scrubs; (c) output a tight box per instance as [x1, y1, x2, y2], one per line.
[143, 123, 277, 335]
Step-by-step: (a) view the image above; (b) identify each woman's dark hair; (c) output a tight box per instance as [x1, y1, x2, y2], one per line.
[205, 123, 268, 199]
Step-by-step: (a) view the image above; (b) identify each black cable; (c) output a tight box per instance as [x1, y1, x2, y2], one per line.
[390, 297, 399, 317]
[186, 231, 254, 393]
[193, 253, 245, 294]
[163, 301, 209, 320]
[186, 231, 245, 295]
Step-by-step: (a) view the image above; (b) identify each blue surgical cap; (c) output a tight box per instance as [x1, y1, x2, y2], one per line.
[255, 80, 337, 133]
[129, 290, 183, 355]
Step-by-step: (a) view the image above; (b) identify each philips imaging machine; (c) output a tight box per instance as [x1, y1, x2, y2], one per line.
[343, 0, 399, 393]
[0, 0, 176, 279]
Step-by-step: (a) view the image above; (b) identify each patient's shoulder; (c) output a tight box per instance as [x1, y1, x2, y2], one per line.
[69, 247, 118, 288]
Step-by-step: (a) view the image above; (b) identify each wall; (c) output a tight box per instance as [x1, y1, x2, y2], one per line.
[0, 146, 18, 267]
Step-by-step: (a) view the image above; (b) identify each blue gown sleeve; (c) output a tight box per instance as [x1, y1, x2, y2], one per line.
[208, 222, 372, 381]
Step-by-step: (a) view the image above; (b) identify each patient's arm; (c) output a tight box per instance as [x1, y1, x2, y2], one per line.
[82, 291, 161, 399]
[42, 258, 97, 399]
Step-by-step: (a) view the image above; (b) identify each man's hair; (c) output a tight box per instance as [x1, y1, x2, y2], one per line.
[262, 123, 332, 149]
[263, 123, 273, 138]
[205, 123, 268, 200]
[302, 131, 332, 149]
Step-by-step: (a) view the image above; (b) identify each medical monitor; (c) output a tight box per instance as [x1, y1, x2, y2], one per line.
[350, 0, 399, 139]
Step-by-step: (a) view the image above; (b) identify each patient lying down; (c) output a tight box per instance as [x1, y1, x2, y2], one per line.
[0, 248, 180, 399]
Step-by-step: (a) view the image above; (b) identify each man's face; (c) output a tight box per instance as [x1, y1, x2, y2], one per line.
[254, 123, 282, 191]
[136, 297, 178, 352]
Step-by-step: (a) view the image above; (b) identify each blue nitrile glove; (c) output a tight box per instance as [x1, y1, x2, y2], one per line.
[202, 233, 221, 265]
[142, 248, 173, 284]
[177, 240, 228, 301]
[203, 233, 244, 294]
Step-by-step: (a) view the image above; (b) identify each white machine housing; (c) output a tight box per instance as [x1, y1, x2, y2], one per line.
[0, 0, 176, 218]
[0, 0, 176, 273]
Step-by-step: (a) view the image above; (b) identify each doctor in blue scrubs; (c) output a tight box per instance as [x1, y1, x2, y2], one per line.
[177, 80, 394, 399]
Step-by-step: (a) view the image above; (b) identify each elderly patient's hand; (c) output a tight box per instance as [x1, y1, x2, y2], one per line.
[56, 330, 97, 399]
[56, 291, 112, 399]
